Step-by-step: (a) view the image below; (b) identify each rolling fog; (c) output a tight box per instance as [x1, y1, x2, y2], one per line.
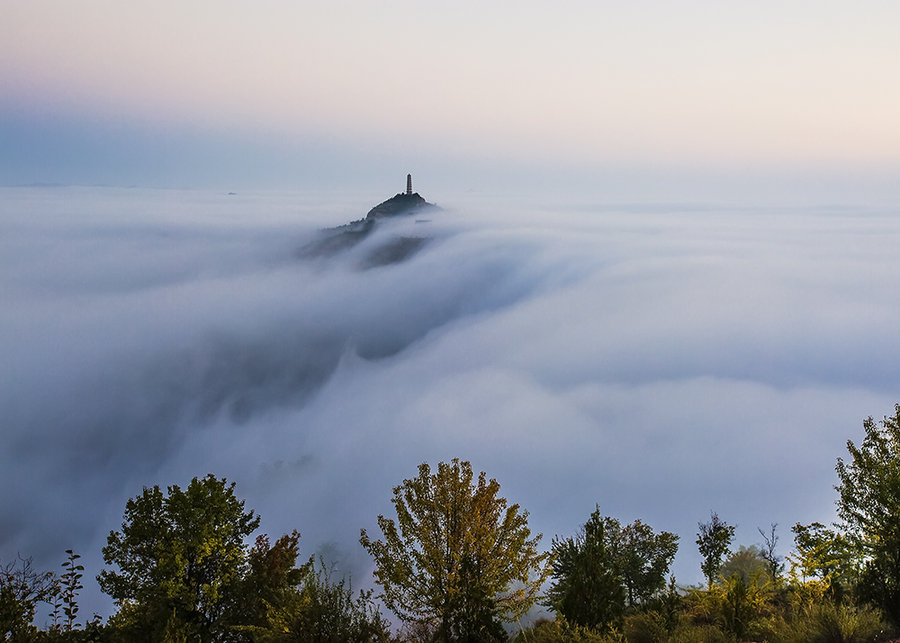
[2, 185, 899, 620]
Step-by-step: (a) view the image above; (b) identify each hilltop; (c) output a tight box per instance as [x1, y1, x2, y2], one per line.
[365, 191, 435, 219]
[298, 175, 439, 266]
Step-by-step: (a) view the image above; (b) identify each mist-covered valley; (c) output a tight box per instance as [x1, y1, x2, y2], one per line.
[2, 185, 899, 619]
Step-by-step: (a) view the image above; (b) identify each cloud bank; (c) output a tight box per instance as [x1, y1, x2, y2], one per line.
[2, 186, 899, 620]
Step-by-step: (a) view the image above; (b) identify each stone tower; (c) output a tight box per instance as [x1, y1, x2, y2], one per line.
[406, 173, 412, 195]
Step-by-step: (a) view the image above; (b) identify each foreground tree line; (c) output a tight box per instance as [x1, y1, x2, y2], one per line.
[4, 405, 900, 642]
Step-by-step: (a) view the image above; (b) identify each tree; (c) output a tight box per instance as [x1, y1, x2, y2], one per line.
[0, 554, 57, 640]
[546, 511, 626, 633]
[696, 512, 735, 588]
[232, 531, 390, 641]
[788, 521, 857, 603]
[719, 572, 768, 642]
[545, 510, 678, 633]
[98, 474, 261, 641]
[235, 530, 309, 631]
[836, 404, 900, 623]
[618, 519, 679, 608]
[359, 458, 551, 641]
[757, 523, 783, 583]
[719, 545, 768, 585]
[252, 559, 391, 642]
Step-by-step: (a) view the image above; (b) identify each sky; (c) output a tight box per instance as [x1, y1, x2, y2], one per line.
[2, 1, 900, 200]
[2, 0, 900, 628]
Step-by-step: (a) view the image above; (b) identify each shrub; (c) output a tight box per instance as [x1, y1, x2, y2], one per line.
[795, 602, 887, 643]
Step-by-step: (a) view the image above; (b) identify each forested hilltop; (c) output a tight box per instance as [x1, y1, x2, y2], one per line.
[4, 405, 900, 642]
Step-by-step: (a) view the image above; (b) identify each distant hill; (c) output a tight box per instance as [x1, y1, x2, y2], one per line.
[298, 180, 439, 267]
[365, 192, 436, 219]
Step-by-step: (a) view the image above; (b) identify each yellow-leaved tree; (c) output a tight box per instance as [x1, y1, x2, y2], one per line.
[360, 458, 551, 641]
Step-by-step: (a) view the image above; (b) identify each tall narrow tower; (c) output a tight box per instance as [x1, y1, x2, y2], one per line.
[406, 173, 412, 195]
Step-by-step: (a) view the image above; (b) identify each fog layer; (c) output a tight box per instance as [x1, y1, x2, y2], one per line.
[2, 187, 898, 619]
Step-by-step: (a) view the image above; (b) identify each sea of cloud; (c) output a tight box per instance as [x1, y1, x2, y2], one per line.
[1, 185, 899, 621]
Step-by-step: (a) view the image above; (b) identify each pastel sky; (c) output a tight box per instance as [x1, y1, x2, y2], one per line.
[2, 1, 900, 197]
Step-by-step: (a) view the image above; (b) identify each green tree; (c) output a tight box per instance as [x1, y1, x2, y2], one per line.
[231, 531, 389, 641]
[0, 554, 57, 640]
[98, 474, 260, 641]
[359, 458, 551, 641]
[696, 512, 735, 588]
[788, 521, 858, 602]
[836, 404, 900, 623]
[545, 511, 626, 633]
[545, 510, 678, 633]
[618, 519, 679, 608]
[252, 559, 391, 642]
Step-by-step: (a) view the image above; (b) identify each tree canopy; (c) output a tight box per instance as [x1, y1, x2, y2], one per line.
[0, 555, 57, 640]
[10, 403, 900, 640]
[98, 474, 261, 640]
[836, 404, 900, 624]
[545, 509, 678, 633]
[696, 512, 735, 588]
[788, 521, 857, 603]
[618, 519, 680, 608]
[719, 545, 768, 585]
[360, 458, 551, 641]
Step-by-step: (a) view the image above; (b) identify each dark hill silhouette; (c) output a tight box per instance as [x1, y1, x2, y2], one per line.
[365, 191, 434, 219]
[299, 176, 439, 267]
